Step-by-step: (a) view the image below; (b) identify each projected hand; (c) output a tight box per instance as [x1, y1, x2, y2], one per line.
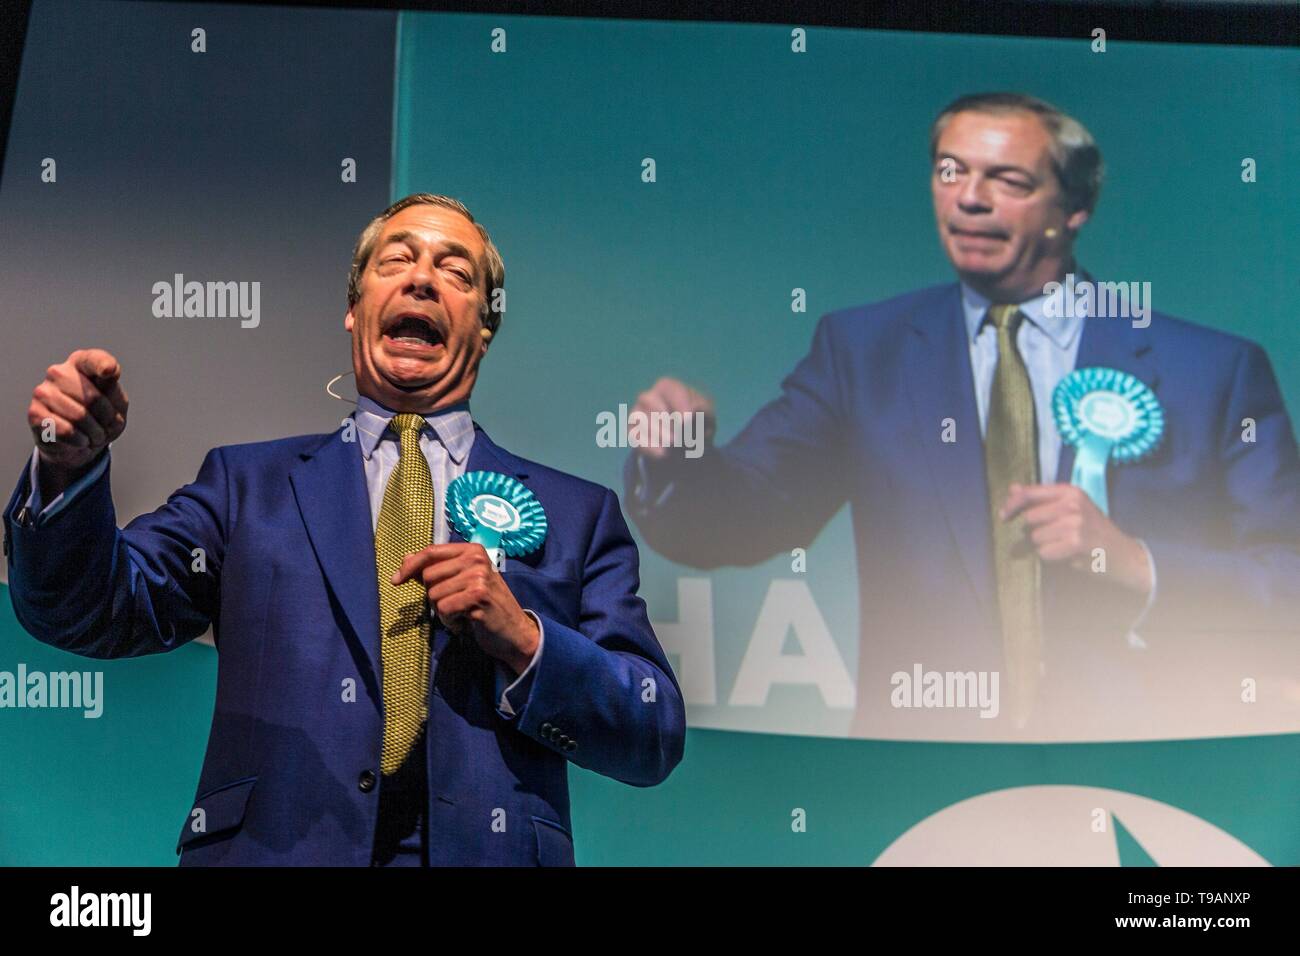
[1000, 482, 1153, 595]
[631, 376, 717, 460]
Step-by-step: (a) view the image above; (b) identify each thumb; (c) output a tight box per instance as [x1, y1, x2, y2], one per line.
[999, 483, 1022, 520]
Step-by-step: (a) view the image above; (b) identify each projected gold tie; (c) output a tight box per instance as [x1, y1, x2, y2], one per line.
[375, 413, 434, 775]
[983, 304, 1043, 725]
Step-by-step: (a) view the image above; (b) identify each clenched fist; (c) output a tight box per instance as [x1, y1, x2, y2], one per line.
[1000, 481, 1154, 595]
[390, 543, 540, 676]
[28, 348, 129, 498]
[630, 376, 717, 461]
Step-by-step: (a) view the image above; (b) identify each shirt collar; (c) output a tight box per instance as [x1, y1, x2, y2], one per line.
[960, 275, 1087, 351]
[353, 393, 475, 465]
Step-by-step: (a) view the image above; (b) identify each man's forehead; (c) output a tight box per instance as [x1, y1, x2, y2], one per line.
[938, 111, 1052, 168]
[379, 206, 483, 253]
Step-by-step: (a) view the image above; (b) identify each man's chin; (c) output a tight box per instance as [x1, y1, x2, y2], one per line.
[390, 379, 435, 393]
[950, 254, 1017, 287]
[950, 249, 1012, 275]
[378, 358, 446, 392]
[387, 374, 443, 393]
[374, 369, 442, 395]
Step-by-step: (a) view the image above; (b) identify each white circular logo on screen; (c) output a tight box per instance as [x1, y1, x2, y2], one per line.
[873, 785, 1267, 866]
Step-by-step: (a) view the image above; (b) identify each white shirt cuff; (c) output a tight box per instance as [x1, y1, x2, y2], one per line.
[496, 609, 544, 717]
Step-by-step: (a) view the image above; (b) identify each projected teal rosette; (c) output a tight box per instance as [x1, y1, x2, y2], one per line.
[1052, 367, 1164, 516]
[445, 471, 548, 569]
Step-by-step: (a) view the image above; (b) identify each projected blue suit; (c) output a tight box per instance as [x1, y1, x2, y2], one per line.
[624, 282, 1300, 736]
[4, 420, 685, 865]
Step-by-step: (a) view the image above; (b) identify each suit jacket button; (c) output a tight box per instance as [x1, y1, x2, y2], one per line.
[549, 726, 562, 740]
[564, 740, 578, 753]
[540, 722, 553, 736]
[556, 734, 569, 746]
[358, 769, 377, 792]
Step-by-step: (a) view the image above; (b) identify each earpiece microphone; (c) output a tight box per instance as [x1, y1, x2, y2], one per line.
[325, 371, 357, 404]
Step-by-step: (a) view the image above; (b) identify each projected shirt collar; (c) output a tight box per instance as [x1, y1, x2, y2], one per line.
[960, 278, 1086, 351]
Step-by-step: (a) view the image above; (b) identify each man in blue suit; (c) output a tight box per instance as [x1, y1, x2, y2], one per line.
[625, 93, 1300, 740]
[5, 193, 686, 865]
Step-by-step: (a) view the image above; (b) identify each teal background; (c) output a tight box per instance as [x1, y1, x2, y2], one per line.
[3, 14, 1297, 864]
[4, 620, 1300, 864]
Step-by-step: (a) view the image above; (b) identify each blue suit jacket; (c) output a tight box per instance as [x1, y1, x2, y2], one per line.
[5, 420, 686, 865]
[625, 282, 1300, 736]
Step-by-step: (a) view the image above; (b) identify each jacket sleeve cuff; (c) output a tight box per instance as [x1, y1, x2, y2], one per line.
[622, 452, 676, 516]
[20, 446, 111, 527]
[495, 608, 544, 719]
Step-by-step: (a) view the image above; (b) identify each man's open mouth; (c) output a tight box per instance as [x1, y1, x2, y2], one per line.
[382, 313, 445, 352]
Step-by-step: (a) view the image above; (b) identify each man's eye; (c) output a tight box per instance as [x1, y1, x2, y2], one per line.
[380, 256, 408, 265]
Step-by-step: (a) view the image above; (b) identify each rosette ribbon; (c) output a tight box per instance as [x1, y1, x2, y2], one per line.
[445, 471, 548, 570]
[1052, 366, 1164, 516]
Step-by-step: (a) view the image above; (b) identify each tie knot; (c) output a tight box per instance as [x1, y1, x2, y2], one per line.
[388, 413, 426, 438]
[986, 304, 1022, 332]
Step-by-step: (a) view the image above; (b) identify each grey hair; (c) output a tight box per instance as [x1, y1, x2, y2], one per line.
[929, 92, 1104, 215]
[347, 193, 506, 336]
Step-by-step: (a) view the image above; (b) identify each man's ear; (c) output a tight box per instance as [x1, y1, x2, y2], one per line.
[1066, 206, 1090, 235]
[344, 308, 355, 333]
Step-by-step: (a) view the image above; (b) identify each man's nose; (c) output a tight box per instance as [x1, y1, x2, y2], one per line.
[408, 260, 440, 299]
[956, 174, 992, 211]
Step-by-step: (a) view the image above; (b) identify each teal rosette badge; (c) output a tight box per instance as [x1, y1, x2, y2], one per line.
[1052, 367, 1164, 516]
[445, 471, 548, 570]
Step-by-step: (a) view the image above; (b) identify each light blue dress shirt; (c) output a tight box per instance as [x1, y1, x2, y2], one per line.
[19, 393, 543, 715]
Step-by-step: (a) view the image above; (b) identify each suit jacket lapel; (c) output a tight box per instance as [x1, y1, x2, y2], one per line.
[289, 424, 382, 679]
[903, 284, 998, 621]
[1054, 273, 1160, 484]
[449, 424, 530, 545]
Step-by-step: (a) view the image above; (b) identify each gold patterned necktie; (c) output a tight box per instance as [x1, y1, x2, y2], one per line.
[374, 413, 434, 776]
[982, 304, 1043, 726]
